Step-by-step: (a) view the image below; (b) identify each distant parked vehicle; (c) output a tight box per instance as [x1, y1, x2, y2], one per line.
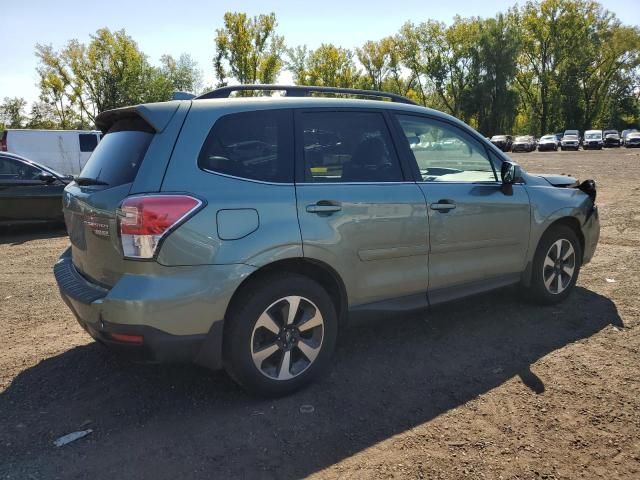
[602, 130, 621, 147]
[583, 130, 604, 150]
[512, 135, 536, 152]
[621, 129, 638, 146]
[538, 134, 559, 151]
[0, 152, 71, 226]
[1, 129, 101, 175]
[561, 130, 580, 151]
[624, 131, 640, 148]
[490, 134, 513, 152]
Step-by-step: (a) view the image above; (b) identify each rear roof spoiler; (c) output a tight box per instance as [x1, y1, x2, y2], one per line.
[94, 101, 182, 134]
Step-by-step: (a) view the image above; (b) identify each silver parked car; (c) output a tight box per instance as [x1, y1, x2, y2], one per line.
[54, 85, 600, 396]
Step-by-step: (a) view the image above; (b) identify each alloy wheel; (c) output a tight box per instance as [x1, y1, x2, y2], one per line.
[250, 296, 324, 380]
[543, 239, 576, 294]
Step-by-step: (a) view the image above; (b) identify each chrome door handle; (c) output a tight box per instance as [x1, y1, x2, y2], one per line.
[306, 202, 342, 214]
[430, 201, 456, 211]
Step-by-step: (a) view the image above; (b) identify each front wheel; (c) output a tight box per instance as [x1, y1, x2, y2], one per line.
[224, 274, 338, 397]
[524, 225, 582, 304]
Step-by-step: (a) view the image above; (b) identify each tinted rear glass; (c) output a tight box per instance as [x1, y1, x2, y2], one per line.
[198, 109, 293, 183]
[78, 117, 153, 187]
[79, 133, 98, 152]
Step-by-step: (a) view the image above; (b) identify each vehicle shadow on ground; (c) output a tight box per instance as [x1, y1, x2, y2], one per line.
[0, 287, 622, 479]
[0, 225, 66, 245]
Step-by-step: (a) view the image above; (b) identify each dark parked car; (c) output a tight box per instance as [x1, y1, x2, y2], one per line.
[511, 135, 536, 152]
[603, 130, 621, 147]
[490, 134, 513, 152]
[0, 152, 71, 226]
[537, 134, 559, 151]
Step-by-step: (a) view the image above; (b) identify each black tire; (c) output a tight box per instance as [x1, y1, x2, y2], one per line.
[524, 225, 582, 305]
[224, 273, 338, 397]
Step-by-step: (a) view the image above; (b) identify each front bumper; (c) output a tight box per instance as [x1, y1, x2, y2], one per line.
[581, 206, 600, 265]
[54, 248, 255, 369]
[538, 143, 556, 151]
[561, 143, 579, 149]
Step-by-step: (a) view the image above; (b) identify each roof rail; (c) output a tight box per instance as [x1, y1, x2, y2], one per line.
[195, 84, 418, 105]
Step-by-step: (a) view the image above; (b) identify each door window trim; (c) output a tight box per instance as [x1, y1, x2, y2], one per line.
[388, 112, 501, 184]
[293, 107, 413, 185]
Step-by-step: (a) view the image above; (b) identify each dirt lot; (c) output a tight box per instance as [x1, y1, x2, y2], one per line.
[1, 149, 639, 479]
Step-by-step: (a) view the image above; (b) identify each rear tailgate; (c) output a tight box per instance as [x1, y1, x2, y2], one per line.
[63, 101, 188, 287]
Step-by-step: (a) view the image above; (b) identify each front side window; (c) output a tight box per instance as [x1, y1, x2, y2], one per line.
[395, 114, 497, 182]
[0, 157, 41, 181]
[198, 110, 293, 183]
[299, 111, 403, 183]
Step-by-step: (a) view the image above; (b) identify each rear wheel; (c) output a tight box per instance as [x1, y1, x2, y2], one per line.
[524, 225, 582, 304]
[224, 274, 338, 396]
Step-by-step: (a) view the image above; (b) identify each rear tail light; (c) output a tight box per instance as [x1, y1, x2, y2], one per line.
[118, 195, 203, 259]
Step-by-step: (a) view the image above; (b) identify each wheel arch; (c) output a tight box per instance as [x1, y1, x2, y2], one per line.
[223, 257, 349, 332]
[522, 216, 585, 287]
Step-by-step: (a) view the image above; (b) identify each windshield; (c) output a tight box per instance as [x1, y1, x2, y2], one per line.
[515, 136, 529, 142]
[541, 136, 555, 141]
[564, 130, 578, 136]
[585, 133, 601, 139]
[491, 136, 506, 140]
[564, 135, 578, 140]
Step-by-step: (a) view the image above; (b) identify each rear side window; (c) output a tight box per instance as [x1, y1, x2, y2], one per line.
[299, 111, 403, 183]
[79, 133, 98, 152]
[198, 110, 293, 183]
[78, 117, 153, 187]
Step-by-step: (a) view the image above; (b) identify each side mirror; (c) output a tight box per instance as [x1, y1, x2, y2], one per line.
[500, 161, 521, 185]
[38, 172, 55, 183]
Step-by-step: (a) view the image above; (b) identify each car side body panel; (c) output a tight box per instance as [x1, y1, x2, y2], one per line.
[158, 101, 303, 268]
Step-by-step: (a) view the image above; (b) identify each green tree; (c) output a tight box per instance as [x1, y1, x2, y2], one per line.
[214, 12, 285, 87]
[467, 12, 521, 135]
[160, 53, 203, 94]
[303, 44, 360, 88]
[27, 102, 59, 129]
[36, 28, 176, 127]
[0, 97, 28, 129]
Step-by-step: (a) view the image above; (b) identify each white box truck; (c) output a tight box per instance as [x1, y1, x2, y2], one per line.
[1, 129, 101, 175]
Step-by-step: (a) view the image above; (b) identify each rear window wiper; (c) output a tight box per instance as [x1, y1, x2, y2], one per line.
[74, 176, 109, 186]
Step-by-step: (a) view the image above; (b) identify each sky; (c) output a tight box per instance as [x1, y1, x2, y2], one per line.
[2, 0, 638, 106]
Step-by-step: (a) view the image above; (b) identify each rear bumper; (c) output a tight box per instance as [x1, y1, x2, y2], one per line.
[54, 248, 256, 369]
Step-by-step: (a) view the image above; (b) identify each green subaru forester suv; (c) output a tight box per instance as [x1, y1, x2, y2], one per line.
[55, 85, 599, 396]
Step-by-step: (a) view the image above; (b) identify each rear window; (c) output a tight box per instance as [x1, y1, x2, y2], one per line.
[198, 109, 293, 183]
[78, 117, 153, 187]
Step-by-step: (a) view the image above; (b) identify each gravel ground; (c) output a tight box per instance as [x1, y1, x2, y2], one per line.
[1, 149, 639, 479]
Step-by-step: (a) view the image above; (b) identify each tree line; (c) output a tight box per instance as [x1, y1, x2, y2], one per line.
[2, 0, 639, 136]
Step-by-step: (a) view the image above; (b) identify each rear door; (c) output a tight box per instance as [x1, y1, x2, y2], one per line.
[392, 113, 531, 302]
[294, 109, 429, 308]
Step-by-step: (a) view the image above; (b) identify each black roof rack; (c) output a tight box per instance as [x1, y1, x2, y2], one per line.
[195, 84, 418, 105]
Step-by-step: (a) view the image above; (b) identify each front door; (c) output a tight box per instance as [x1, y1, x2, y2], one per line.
[392, 114, 531, 302]
[295, 109, 429, 308]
